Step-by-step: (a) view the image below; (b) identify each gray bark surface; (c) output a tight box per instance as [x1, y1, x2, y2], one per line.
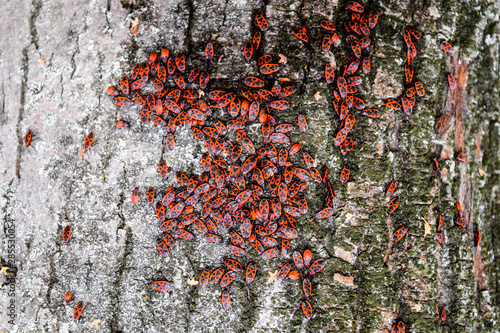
[0, 0, 499, 332]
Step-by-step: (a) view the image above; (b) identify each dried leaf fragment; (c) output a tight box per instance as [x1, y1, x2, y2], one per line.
[130, 18, 139, 35]
[267, 270, 278, 282]
[422, 216, 431, 237]
[187, 277, 198, 286]
[314, 91, 322, 101]
[278, 53, 287, 64]
[91, 318, 101, 329]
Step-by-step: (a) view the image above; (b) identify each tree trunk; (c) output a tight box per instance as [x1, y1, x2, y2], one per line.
[0, 0, 498, 332]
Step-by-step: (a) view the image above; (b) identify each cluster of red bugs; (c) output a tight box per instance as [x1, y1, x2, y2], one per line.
[383, 27, 424, 118]
[18, 0, 480, 326]
[106, 8, 335, 319]
[433, 38, 480, 259]
[439, 39, 466, 163]
[310, 2, 381, 220]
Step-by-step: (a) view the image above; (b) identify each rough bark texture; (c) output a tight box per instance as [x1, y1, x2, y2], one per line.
[0, 0, 499, 332]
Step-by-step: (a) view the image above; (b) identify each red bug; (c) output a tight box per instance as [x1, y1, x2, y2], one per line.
[170, 201, 185, 218]
[198, 71, 209, 90]
[292, 251, 304, 269]
[456, 151, 466, 162]
[174, 72, 186, 89]
[280, 86, 297, 97]
[205, 233, 221, 243]
[268, 100, 289, 110]
[391, 321, 405, 333]
[436, 233, 444, 244]
[243, 42, 253, 62]
[407, 28, 421, 40]
[175, 53, 186, 72]
[292, 26, 309, 43]
[393, 227, 407, 241]
[404, 64, 414, 83]
[62, 225, 72, 244]
[176, 228, 194, 240]
[386, 180, 396, 197]
[146, 187, 155, 205]
[362, 57, 371, 74]
[199, 268, 210, 286]
[315, 207, 333, 219]
[447, 74, 456, 90]
[277, 263, 291, 279]
[162, 232, 175, 247]
[322, 35, 332, 52]
[303, 278, 312, 297]
[440, 41, 453, 53]
[107, 86, 119, 96]
[221, 290, 231, 310]
[320, 20, 336, 31]
[152, 280, 171, 292]
[455, 216, 466, 228]
[436, 212, 443, 232]
[113, 96, 131, 107]
[82, 132, 94, 152]
[210, 267, 224, 284]
[474, 230, 481, 248]
[160, 48, 169, 62]
[64, 292, 72, 305]
[258, 55, 272, 66]
[131, 188, 139, 204]
[165, 133, 176, 151]
[288, 270, 302, 280]
[415, 81, 425, 96]
[229, 231, 245, 248]
[155, 202, 166, 222]
[224, 258, 242, 272]
[325, 64, 335, 84]
[297, 115, 308, 132]
[347, 1, 364, 13]
[116, 120, 130, 128]
[340, 165, 350, 183]
[188, 68, 201, 82]
[401, 97, 412, 116]
[302, 300, 313, 319]
[119, 76, 129, 95]
[308, 258, 326, 275]
[406, 87, 416, 97]
[261, 247, 279, 260]
[337, 77, 347, 99]
[286, 143, 300, 156]
[158, 160, 168, 180]
[260, 63, 280, 75]
[440, 310, 446, 322]
[303, 249, 312, 266]
[281, 239, 290, 255]
[24, 130, 32, 146]
[228, 244, 246, 257]
[157, 239, 170, 257]
[205, 42, 214, 59]
[73, 301, 84, 322]
[388, 197, 399, 214]
[219, 270, 236, 288]
[254, 10, 269, 31]
[244, 76, 265, 88]
[383, 99, 402, 111]
[253, 31, 262, 51]
[246, 262, 257, 284]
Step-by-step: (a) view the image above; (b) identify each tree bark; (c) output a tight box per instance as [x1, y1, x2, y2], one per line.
[0, 0, 499, 332]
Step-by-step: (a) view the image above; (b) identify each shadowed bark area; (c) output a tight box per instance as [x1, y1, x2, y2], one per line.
[0, 0, 498, 332]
